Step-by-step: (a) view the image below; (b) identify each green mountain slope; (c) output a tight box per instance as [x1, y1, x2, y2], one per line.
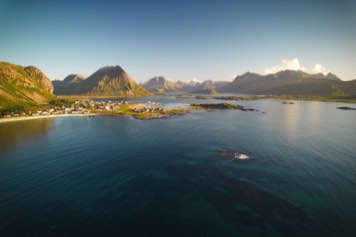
[0, 62, 54, 108]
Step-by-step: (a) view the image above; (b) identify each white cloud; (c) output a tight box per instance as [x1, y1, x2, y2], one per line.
[190, 78, 203, 83]
[312, 64, 330, 75]
[264, 58, 306, 75]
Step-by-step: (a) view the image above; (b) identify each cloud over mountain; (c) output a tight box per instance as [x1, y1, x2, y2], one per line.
[312, 64, 330, 75]
[264, 58, 306, 75]
[264, 58, 332, 76]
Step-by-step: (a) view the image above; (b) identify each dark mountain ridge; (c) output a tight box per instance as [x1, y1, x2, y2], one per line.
[221, 70, 355, 96]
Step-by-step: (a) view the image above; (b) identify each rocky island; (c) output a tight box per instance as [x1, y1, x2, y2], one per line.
[337, 106, 356, 110]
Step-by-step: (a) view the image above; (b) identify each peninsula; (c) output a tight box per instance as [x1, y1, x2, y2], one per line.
[0, 97, 258, 122]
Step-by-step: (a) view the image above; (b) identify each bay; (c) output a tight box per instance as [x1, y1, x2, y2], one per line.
[0, 98, 355, 236]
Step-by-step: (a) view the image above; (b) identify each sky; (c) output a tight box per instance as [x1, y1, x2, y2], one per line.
[1, 0, 355, 82]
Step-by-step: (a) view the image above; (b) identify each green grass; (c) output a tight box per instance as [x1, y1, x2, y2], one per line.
[90, 105, 189, 120]
[191, 103, 240, 109]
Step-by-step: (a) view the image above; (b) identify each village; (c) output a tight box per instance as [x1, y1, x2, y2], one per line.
[0, 98, 256, 121]
[0, 99, 189, 120]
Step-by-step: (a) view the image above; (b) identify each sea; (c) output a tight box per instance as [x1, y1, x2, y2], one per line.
[0, 96, 355, 237]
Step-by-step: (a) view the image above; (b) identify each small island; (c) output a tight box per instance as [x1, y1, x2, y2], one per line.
[337, 106, 356, 110]
[190, 103, 256, 111]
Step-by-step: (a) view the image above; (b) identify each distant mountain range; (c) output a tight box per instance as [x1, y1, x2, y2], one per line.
[141, 71, 356, 96]
[0, 62, 54, 108]
[53, 66, 151, 97]
[220, 70, 356, 96]
[141, 77, 230, 94]
[140, 76, 181, 93]
[140, 72, 356, 96]
[1, 61, 356, 110]
[51, 66, 356, 97]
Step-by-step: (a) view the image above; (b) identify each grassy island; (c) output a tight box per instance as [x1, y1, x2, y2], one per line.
[190, 103, 255, 111]
[112, 104, 188, 120]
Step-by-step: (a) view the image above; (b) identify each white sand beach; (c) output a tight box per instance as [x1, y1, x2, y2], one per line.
[0, 114, 99, 124]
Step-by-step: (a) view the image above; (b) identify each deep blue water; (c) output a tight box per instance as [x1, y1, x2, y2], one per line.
[0, 98, 355, 237]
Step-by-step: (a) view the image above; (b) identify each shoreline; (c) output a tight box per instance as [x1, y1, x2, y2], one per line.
[176, 95, 356, 103]
[0, 113, 99, 124]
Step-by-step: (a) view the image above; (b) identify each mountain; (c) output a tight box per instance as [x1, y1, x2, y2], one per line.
[141, 77, 230, 94]
[333, 79, 356, 96]
[52, 74, 85, 94]
[53, 66, 151, 97]
[174, 80, 229, 93]
[0, 62, 54, 108]
[182, 80, 230, 94]
[189, 80, 230, 92]
[221, 70, 355, 96]
[213, 81, 231, 90]
[141, 76, 180, 93]
[63, 74, 85, 84]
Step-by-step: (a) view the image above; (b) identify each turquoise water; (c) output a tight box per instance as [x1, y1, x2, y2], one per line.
[0, 98, 355, 236]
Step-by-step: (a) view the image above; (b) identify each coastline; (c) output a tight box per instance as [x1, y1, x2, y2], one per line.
[176, 95, 356, 103]
[0, 113, 99, 124]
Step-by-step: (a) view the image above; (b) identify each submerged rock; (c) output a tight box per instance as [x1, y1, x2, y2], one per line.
[234, 153, 249, 160]
[218, 149, 250, 160]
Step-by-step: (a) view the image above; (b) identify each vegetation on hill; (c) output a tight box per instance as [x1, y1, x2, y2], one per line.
[0, 62, 54, 110]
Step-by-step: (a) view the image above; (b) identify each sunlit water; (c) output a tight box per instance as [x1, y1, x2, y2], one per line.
[0, 98, 355, 236]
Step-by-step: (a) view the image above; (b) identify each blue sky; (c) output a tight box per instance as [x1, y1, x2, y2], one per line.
[1, 0, 355, 81]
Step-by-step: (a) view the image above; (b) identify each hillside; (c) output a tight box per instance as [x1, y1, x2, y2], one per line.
[54, 66, 151, 97]
[221, 70, 356, 96]
[0, 62, 54, 108]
